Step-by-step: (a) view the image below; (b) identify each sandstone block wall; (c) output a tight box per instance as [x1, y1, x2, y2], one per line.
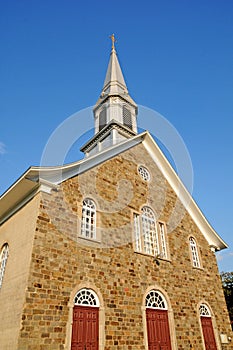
[6, 144, 232, 349]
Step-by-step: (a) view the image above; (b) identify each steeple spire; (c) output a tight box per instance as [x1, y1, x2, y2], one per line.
[100, 34, 128, 97]
[81, 36, 138, 156]
[98, 34, 136, 106]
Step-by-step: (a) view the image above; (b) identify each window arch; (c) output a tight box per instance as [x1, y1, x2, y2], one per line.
[133, 206, 168, 258]
[189, 237, 200, 268]
[199, 304, 211, 317]
[0, 243, 9, 289]
[145, 290, 167, 309]
[81, 198, 96, 239]
[74, 288, 99, 307]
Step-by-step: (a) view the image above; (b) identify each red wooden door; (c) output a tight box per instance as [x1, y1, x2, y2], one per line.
[146, 309, 172, 350]
[201, 317, 217, 350]
[71, 306, 99, 350]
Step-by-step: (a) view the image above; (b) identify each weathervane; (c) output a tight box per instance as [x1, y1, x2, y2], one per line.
[109, 33, 116, 49]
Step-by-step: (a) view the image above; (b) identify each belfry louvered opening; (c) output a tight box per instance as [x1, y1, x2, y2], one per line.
[122, 105, 132, 130]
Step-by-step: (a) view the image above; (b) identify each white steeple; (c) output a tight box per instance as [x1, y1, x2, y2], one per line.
[102, 42, 128, 96]
[81, 35, 138, 157]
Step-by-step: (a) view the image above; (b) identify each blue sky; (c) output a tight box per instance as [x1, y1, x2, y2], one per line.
[0, 0, 232, 271]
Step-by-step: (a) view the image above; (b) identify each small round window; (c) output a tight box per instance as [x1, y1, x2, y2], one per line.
[138, 166, 150, 181]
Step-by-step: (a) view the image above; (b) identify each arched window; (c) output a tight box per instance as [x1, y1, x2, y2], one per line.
[133, 206, 168, 258]
[199, 304, 211, 317]
[189, 237, 200, 268]
[145, 290, 167, 309]
[81, 199, 96, 239]
[0, 243, 9, 289]
[74, 288, 99, 307]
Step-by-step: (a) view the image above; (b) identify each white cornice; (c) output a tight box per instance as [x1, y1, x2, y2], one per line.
[39, 179, 58, 194]
[80, 120, 136, 153]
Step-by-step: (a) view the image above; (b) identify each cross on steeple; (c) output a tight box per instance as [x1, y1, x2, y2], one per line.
[109, 33, 116, 49]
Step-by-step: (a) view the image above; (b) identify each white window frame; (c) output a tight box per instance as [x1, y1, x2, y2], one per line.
[145, 290, 167, 309]
[199, 304, 211, 317]
[0, 243, 9, 289]
[133, 207, 168, 259]
[74, 288, 100, 307]
[133, 213, 141, 252]
[158, 222, 168, 259]
[189, 237, 201, 268]
[81, 199, 96, 240]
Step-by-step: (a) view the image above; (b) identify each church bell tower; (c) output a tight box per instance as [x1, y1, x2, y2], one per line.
[81, 35, 138, 156]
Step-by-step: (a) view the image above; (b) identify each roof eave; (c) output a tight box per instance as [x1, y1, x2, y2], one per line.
[142, 132, 228, 251]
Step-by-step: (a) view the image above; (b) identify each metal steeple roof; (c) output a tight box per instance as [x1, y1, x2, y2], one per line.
[95, 34, 137, 108]
[102, 39, 128, 95]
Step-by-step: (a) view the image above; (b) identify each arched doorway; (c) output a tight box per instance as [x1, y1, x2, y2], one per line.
[145, 290, 172, 350]
[71, 288, 99, 350]
[199, 304, 217, 350]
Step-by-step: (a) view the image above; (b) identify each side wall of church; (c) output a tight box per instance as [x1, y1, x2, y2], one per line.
[0, 195, 40, 350]
[17, 144, 232, 350]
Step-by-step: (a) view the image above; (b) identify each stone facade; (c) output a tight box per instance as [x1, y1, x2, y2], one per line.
[1, 144, 231, 349]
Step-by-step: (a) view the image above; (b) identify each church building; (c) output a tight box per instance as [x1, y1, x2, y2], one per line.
[0, 36, 232, 349]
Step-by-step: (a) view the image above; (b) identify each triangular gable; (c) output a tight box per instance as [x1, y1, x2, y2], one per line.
[0, 131, 227, 251]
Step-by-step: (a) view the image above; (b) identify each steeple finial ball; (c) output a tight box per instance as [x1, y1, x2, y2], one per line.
[109, 33, 116, 49]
